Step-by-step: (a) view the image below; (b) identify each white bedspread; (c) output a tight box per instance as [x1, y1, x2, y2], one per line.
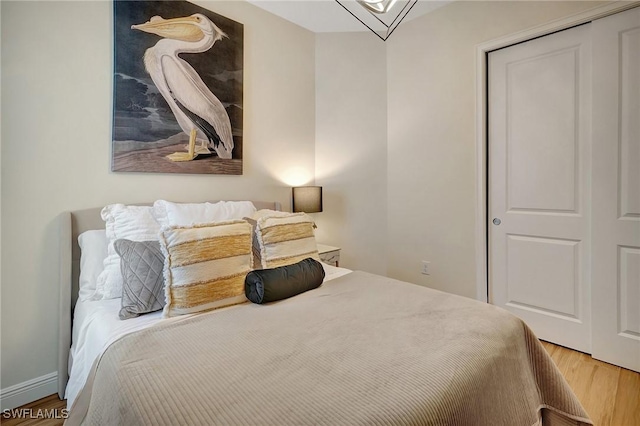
[65, 262, 351, 407]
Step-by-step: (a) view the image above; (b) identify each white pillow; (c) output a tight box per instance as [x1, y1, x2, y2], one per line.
[251, 209, 293, 221]
[94, 204, 161, 300]
[159, 220, 253, 318]
[152, 200, 257, 227]
[77, 230, 108, 302]
[248, 210, 320, 269]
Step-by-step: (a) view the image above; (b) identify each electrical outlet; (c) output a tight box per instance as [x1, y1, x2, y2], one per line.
[421, 261, 430, 275]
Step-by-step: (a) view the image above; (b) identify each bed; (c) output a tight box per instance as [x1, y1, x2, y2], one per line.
[58, 201, 593, 426]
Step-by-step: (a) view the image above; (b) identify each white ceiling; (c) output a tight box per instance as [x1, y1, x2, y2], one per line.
[246, 0, 451, 33]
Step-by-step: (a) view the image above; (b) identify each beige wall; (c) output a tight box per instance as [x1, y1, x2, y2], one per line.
[0, 0, 315, 390]
[386, 1, 609, 298]
[315, 33, 387, 275]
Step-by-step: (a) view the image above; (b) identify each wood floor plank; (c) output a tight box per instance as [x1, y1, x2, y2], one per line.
[577, 360, 620, 426]
[611, 367, 640, 426]
[541, 341, 640, 426]
[540, 340, 557, 356]
[1, 395, 66, 426]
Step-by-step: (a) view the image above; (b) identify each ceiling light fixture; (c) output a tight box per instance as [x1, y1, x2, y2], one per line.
[336, 0, 418, 41]
[357, 0, 399, 14]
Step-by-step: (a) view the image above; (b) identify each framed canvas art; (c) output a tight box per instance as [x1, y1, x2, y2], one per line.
[112, 0, 243, 174]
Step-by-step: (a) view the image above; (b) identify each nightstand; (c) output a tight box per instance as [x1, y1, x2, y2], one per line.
[317, 244, 341, 267]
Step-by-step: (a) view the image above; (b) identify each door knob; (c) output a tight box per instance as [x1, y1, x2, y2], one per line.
[493, 218, 501, 225]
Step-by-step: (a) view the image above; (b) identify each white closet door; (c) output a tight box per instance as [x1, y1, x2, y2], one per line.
[592, 7, 640, 373]
[488, 24, 592, 353]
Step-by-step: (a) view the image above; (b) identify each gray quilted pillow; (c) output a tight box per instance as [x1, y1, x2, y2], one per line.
[114, 239, 166, 320]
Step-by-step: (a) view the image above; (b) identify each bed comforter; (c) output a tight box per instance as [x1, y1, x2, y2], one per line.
[67, 271, 592, 426]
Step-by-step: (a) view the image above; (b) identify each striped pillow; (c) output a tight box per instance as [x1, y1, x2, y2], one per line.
[250, 211, 320, 269]
[159, 220, 253, 318]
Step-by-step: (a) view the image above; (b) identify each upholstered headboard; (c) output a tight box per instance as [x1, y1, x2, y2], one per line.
[57, 201, 281, 398]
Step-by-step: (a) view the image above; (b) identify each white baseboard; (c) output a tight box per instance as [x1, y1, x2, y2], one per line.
[0, 372, 58, 410]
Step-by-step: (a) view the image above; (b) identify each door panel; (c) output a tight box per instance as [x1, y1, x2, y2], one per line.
[507, 48, 579, 213]
[507, 235, 580, 319]
[619, 246, 640, 339]
[620, 28, 640, 218]
[488, 24, 592, 353]
[506, 235, 581, 318]
[592, 7, 640, 372]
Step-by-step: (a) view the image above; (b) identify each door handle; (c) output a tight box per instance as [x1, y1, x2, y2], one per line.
[493, 218, 501, 225]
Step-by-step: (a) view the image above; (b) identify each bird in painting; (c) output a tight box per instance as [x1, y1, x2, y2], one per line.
[132, 13, 234, 161]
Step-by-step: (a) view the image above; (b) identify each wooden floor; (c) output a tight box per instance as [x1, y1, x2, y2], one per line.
[2, 342, 638, 425]
[540, 341, 640, 426]
[1, 394, 66, 426]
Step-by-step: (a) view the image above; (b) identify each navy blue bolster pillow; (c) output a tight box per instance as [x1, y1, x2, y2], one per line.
[245, 258, 326, 304]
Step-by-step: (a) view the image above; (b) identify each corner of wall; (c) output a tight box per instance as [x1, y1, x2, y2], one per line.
[314, 32, 388, 275]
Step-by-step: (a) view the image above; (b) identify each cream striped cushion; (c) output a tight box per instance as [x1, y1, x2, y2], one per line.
[159, 220, 253, 318]
[250, 210, 320, 269]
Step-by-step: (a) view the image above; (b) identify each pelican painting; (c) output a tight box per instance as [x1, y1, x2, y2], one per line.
[133, 13, 232, 161]
[112, 1, 243, 174]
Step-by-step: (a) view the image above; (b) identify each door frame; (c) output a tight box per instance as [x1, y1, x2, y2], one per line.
[473, 1, 640, 302]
